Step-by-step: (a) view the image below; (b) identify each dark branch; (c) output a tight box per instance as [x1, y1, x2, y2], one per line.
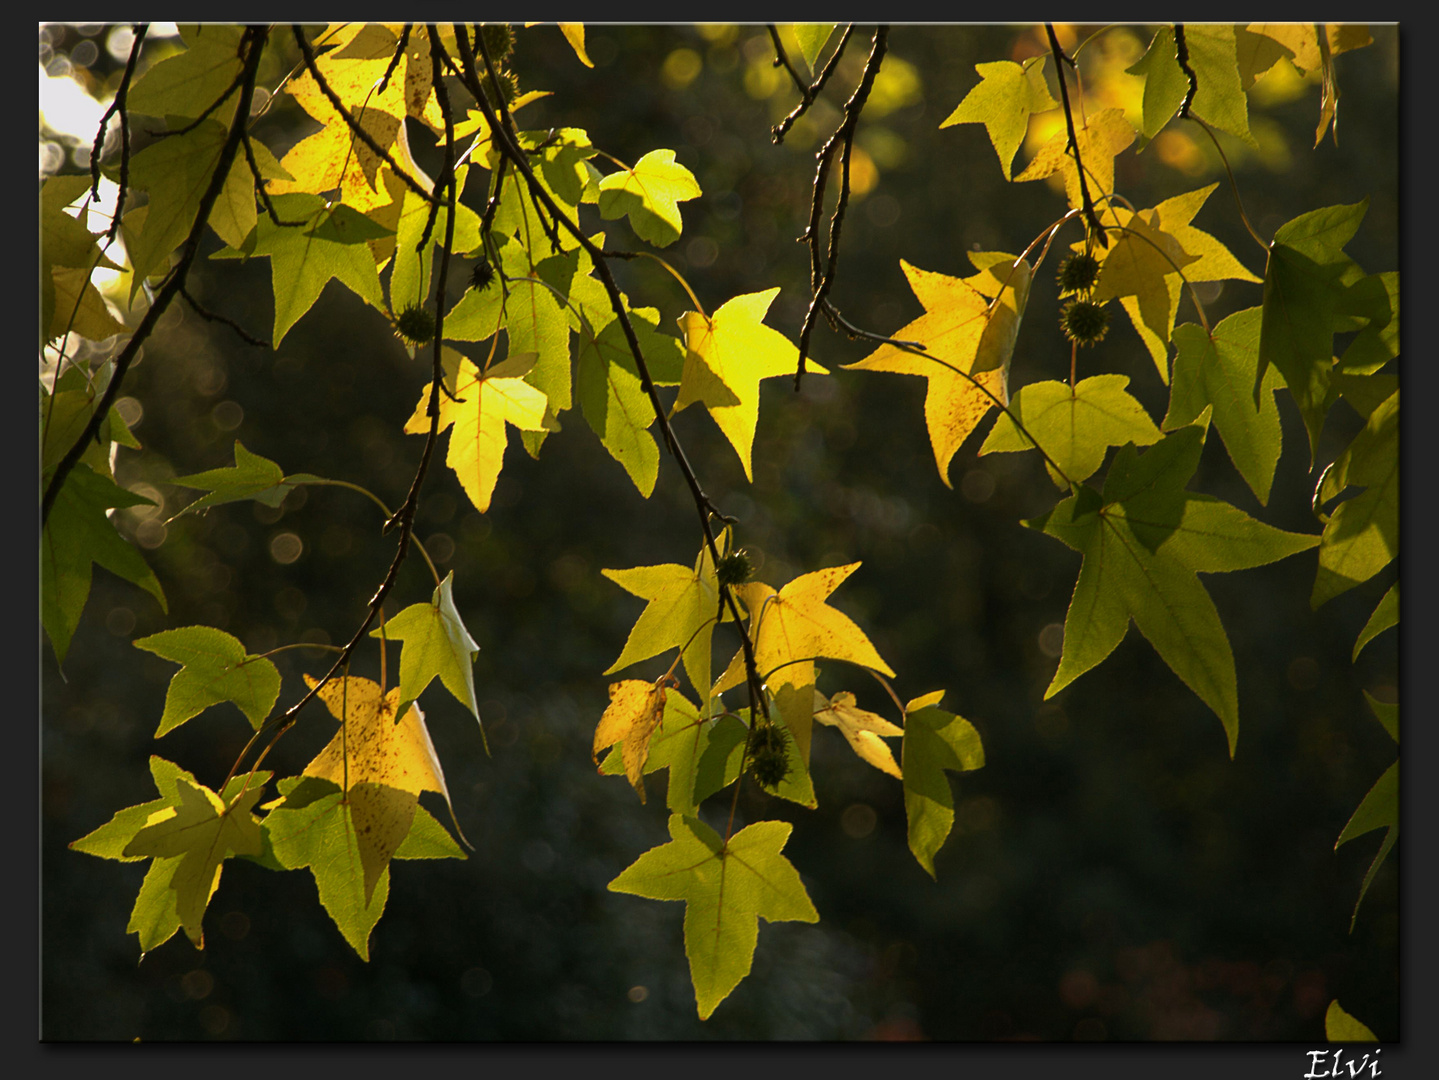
[44, 26, 271, 525]
[772, 25, 855, 144]
[179, 285, 268, 346]
[1173, 24, 1197, 119]
[1045, 24, 1108, 249]
[90, 23, 147, 243]
[767, 26, 812, 102]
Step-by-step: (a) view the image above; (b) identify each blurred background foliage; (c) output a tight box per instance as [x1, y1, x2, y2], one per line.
[41, 23, 1398, 1040]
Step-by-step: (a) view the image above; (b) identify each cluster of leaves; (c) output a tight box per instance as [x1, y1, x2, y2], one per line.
[41, 22, 1395, 1025]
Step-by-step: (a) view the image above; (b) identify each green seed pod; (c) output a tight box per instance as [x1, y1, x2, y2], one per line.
[394, 304, 437, 346]
[469, 256, 495, 292]
[1056, 252, 1102, 296]
[716, 549, 753, 589]
[747, 722, 792, 790]
[479, 23, 515, 64]
[1060, 299, 1110, 346]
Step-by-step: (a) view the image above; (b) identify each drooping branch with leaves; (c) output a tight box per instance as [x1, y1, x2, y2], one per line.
[42, 22, 1396, 1029]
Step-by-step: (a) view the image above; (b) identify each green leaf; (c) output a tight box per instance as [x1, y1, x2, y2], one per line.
[124, 119, 230, 301]
[126, 25, 246, 119]
[496, 242, 573, 455]
[71, 756, 200, 862]
[980, 374, 1160, 488]
[133, 626, 281, 736]
[602, 538, 724, 705]
[1164, 309, 1284, 505]
[1353, 582, 1398, 662]
[1336, 272, 1399, 375]
[597, 149, 701, 248]
[122, 776, 266, 947]
[211, 192, 389, 346]
[167, 440, 321, 520]
[1027, 424, 1320, 755]
[1363, 691, 1398, 745]
[1335, 759, 1397, 930]
[1259, 200, 1369, 460]
[901, 692, 985, 877]
[394, 803, 467, 861]
[261, 777, 390, 960]
[389, 164, 482, 315]
[1181, 25, 1257, 146]
[371, 571, 483, 730]
[608, 814, 818, 1020]
[939, 58, 1057, 180]
[1127, 27, 1188, 140]
[1325, 1000, 1378, 1042]
[598, 691, 747, 814]
[576, 309, 670, 497]
[779, 25, 836, 75]
[41, 175, 122, 272]
[1312, 388, 1397, 608]
[42, 463, 167, 667]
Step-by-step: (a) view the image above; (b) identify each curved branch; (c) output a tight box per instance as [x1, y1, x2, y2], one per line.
[1045, 24, 1108, 249]
[90, 23, 147, 243]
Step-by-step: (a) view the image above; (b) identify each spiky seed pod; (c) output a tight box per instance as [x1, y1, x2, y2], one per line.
[1061, 299, 1110, 346]
[1057, 252, 1102, 296]
[469, 256, 495, 292]
[716, 549, 753, 589]
[747, 722, 792, 790]
[479, 23, 515, 64]
[483, 69, 520, 106]
[394, 304, 437, 346]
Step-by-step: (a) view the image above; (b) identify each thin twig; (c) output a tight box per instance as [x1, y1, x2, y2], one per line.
[90, 23, 147, 243]
[1045, 24, 1108, 249]
[179, 285, 268, 346]
[767, 26, 812, 101]
[290, 24, 438, 206]
[242, 129, 308, 227]
[1173, 24, 1198, 119]
[773, 25, 855, 143]
[43, 27, 271, 525]
[794, 26, 888, 390]
[375, 24, 411, 97]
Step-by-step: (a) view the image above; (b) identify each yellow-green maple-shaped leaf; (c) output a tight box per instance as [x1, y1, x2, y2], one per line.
[576, 309, 673, 496]
[980, 374, 1161, 488]
[389, 163, 482, 317]
[126, 25, 246, 119]
[261, 776, 390, 960]
[776, 24, 836, 75]
[1130, 27, 1255, 146]
[1312, 388, 1397, 608]
[48, 266, 125, 343]
[602, 537, 724, 702]
[598, 690, 749, 814]
[1027, 423, 1320, 756]
[939, 58, 1057, 180]
[844, 257, 1027, 485]
[673, 288, 825, 481]
[1326, 1000, 1379, 1042]
[609, 814, 818, 1020]
[133, 626, 281, 737]
[168, 440, 325, 520]
[597, 149, 701, 248]
[1236, 24, 1316, 89]
[716, 564, 894, 699]
[1336, 689, 1397, 932]
[301, 674, 455, 904]
[813, 690, 903, 778]
[901, 691, 985, 878]
[369, 572, 482, 732]
[1164, 309, 1284, 505]
[592, 680, 669, 802]
[210, 193, 391, 346]
[42, 463, 167, 668]
[41, 174, 122, 273]
[1014, 107, 1135, 209]
[404, 349, 550, 513]
[269, 23, 432, 215]
[123, 777, 265, 947]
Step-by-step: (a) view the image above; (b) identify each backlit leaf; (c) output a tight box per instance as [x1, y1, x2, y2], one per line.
[1353, 582, 1398, 662]
[609, 814, 818, 1019]
[592, 680, 669, 802]
[940, 58, 1057, 180]
[370, 572, 483, 731]
[1014, 107, 1135, 210]
[134, 626, 281, 736]
[1325, 1000, 1378, 1042]
[126, 25, 246, 119]
[901, 692, 985, 877]
[598, 149, 701, 248]
[1312, 387, 1396, 608]
[813, 690, 903, 778]
[168, 440, 324, 520]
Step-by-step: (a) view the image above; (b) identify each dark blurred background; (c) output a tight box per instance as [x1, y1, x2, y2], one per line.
[40, 23, 1399, 1040]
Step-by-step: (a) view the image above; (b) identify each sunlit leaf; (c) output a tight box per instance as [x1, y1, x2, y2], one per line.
[598, 149, 701, 248]
[370, 572, 483, 730]
[901, 692, 984, 877]
[592, 680, 669, 802]
[939, 58, 1057, 180]
[134, 626, 281, 736]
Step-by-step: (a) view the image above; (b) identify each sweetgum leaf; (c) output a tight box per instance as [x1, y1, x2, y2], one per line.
[598, 691, 747, 814]
[1353, 582, 1398, 662]
[1027, 423, 1320, 755]
[1015, 108, 1135, 211]
[42, 464, 167, 667]
[901, 692, 985, 877]
[126, 25, 246, 119]
[980, 374, 1161, 488]
[674, 289, 825, 481]
[608, 814, 818, 1020]
[134, 625, 281, 736]
[1312, 388, 1397, 607]
[1336, 759, 1397, 931]
[592, 681, 669, 802]
[597, 149, 701, 248]
[370, 572, 483, 734]
[845, 255, 1027, 484]
[167, 440, 323, 520]
[813, 690, 903, 778]
[939, 58, 1057, 180]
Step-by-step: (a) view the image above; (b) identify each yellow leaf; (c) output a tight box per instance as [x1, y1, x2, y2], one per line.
[1248, 24, 1320, 74]
[404, 348, 550, 513]
[559, 24, 594, 67]
[716, 563, 894, 697]
[673, 289, 825, 481]
[814, 691, 903, 778]
[845, 258, 1024, 485]
[1014, 107, 1135, 209]
[302, 675, 451, 802]
[939, 58, 1057, 180]
[597, 148, 701, 247]
[593, 680, 669, 802]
